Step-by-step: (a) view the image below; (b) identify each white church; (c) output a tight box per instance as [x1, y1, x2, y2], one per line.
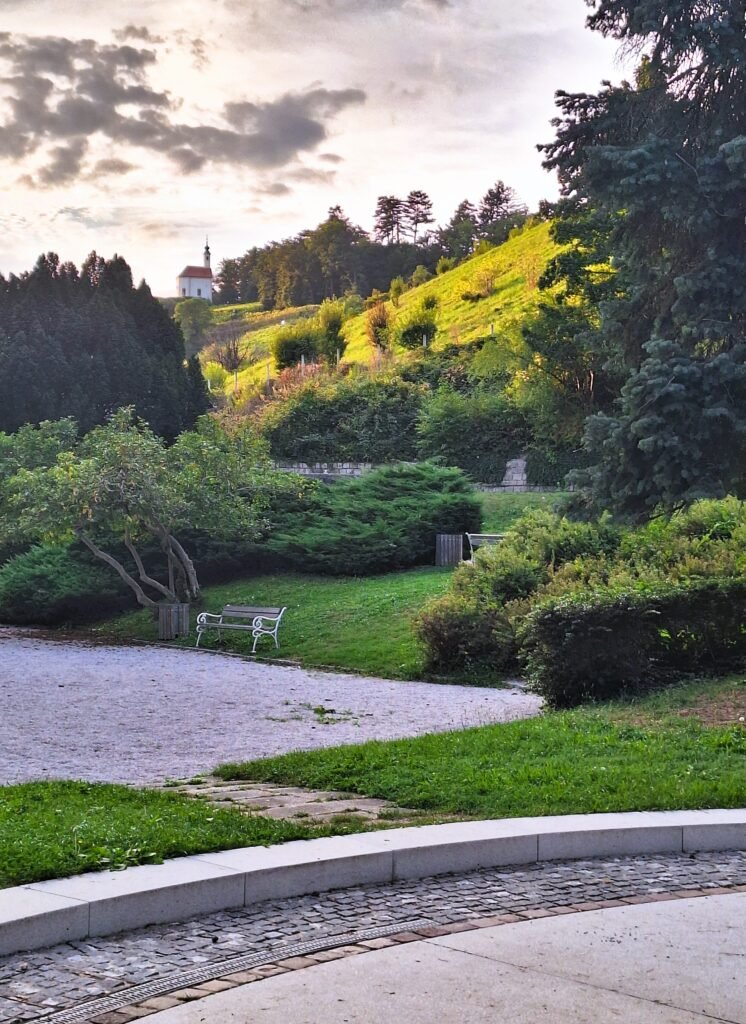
[177, 241, 213, 301]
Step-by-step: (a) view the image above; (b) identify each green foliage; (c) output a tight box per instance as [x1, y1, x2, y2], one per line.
[416, 390, 531, 483]
[174, 298, 212, 355]
[271, 321, 321, 369]
[542, 0, 746, 513]
[389, 275, 406, 307]
[0, 545, 127, 625]
[259, 375, 426, 462]
[409, 264, 432, 287]
[520, 579, 746, 709]
[396, 301, 438, 350]
[316, 299, 347, 364]
[3, 411, 274, 609]
[436, 256, 456, 275]
[271, 463, 482, 576]
[0, 253, 207, 438]
[414, 593, 516, 673]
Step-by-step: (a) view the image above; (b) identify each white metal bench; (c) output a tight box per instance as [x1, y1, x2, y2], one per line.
[195, 604, 287, 653]
[466, 533, 505, 561]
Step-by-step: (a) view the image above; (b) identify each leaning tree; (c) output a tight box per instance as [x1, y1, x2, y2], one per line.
[4, 410, 276, 608]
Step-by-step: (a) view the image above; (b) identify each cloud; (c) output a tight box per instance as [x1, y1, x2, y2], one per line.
[0, 33, 365, 187]
[257, 182, 293, 196]
[91, 157, 136, 176]
[113, 25, 165, 43]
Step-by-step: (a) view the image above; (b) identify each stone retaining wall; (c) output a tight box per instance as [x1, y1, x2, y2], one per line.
[272, 460, 560, 491]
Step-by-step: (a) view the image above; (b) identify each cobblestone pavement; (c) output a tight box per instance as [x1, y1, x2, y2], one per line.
[0, 632, 540, 785]
[1, 851, 745, 1022]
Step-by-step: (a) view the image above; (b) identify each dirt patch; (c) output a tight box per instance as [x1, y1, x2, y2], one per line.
[675, 687, 746, 727]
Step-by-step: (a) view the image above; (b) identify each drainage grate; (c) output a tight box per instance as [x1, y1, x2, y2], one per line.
[36, 918, 434, 1024]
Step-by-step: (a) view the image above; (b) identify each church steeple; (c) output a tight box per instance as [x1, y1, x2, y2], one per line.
[203, 237, 211, 269]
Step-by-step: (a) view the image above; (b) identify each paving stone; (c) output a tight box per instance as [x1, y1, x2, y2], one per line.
[0, 851, 744, 1020]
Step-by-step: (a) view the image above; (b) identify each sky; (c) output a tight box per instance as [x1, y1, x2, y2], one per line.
[0, 0, 626, 295]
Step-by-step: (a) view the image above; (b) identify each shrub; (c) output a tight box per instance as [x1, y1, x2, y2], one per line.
[410, 264, 432, 287]
[259, 375, 427, 462]
[272, 322, 321, 369]
[422, 294, 439, 311]
[366, 302, 391, 349]
[396, 303, 438, 350]
[415, 593, 516, 673]
[389, 276, 406, 307]
[436, 256, 456, 275]
[461, 290, 483, 303]
[272, 463, 482, 575]
[417, 390, 531, 483]
[0, 545, 128, 625]
[316, 299, 347, 364]
[520, 578, 746, 709]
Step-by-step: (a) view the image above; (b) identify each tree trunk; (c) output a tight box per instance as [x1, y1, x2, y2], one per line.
[124, 531, 177, 602]
[169, 535, 201, 601]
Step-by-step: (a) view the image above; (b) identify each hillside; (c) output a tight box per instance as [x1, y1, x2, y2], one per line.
[343, 220, 559, 362]
[201, 221, 560, 395]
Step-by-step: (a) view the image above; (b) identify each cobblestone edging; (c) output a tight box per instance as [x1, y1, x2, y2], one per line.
[2, 850, 745, 1023]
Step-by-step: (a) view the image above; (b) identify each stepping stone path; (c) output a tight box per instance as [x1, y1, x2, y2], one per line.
[159, 776, 417, 825]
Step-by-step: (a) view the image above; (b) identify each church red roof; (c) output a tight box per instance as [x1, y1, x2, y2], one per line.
[178, 266, 212, 279]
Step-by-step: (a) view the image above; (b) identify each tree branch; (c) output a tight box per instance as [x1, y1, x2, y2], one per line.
[76, 529, 157, 609]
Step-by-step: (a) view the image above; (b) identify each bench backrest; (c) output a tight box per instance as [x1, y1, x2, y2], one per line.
[222, 605, 285, 619]
[467, 533, 505, 547]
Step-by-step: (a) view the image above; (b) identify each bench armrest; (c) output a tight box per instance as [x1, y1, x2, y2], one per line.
[196, 612, 223, 626]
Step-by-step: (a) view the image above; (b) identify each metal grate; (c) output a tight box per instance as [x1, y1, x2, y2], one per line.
[36, 918, 433, 1024]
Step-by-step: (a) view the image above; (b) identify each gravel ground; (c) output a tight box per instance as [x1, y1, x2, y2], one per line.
[0, 631, 541, 785]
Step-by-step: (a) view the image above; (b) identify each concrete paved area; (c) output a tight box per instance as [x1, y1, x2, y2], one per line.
[0, 631, 540, 785]
[145, 894, 746, 1023]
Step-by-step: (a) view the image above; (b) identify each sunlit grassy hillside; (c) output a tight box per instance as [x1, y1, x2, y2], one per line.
[343, 221, 560, 363]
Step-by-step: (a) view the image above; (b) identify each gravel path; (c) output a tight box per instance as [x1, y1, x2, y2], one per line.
[0, 631, 541, 785]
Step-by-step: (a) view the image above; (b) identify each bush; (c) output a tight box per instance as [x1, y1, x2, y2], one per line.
[0, 545, 128, 625]
[259, 375, 426, 463]
[316, 299, 347, 364]
[272, 322, 321, 369]
[271, 463, 482, 575]
[396, 302, 438, 350]
[366, 302, 391, 350]
[417, 390, 531, 483]
[410, 264, 432, 287]
[436, 256, 456, 275]
[520, 578, 746, 709]
[415, 593, 516, 673]
[461, 290, 483, 303]
[389, 276, 406, 307]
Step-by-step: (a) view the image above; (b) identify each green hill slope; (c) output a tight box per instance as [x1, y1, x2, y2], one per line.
[343, 220, 559, 363]
[202, 222, 559, 394]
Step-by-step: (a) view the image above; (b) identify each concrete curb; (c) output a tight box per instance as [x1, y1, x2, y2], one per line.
[3, 809, 745, 957]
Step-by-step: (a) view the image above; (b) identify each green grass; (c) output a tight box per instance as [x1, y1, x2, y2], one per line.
[343, 221, 561, 364]
[217, 676, 746, 818]
[479, 491, 568, 532]
[94, 568, 454, 680]
[0, 781, 339, 889]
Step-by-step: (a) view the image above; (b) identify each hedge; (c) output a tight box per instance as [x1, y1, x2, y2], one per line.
[520, 578, 746, 708]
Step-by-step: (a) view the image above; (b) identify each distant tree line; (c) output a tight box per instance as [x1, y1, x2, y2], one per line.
[215, 181, 529, 309]
[0, 253, 209, 437]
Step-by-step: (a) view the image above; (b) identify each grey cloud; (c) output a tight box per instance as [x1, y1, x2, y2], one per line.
[113, 25, 165, 43]
[287, 165, 336, 185]
[92, 158, 136, 175]
[37, 139, 88, 185]
[319, 152, 343, 163]
[0, 33, 365, 187]
[257, 182, 293, 195]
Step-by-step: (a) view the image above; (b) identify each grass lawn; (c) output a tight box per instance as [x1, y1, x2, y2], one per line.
[217, 676, 746, 819]
[479, 491, 568, 532]
[93, 568, 454, 680]
[0, 781, 340, 889]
